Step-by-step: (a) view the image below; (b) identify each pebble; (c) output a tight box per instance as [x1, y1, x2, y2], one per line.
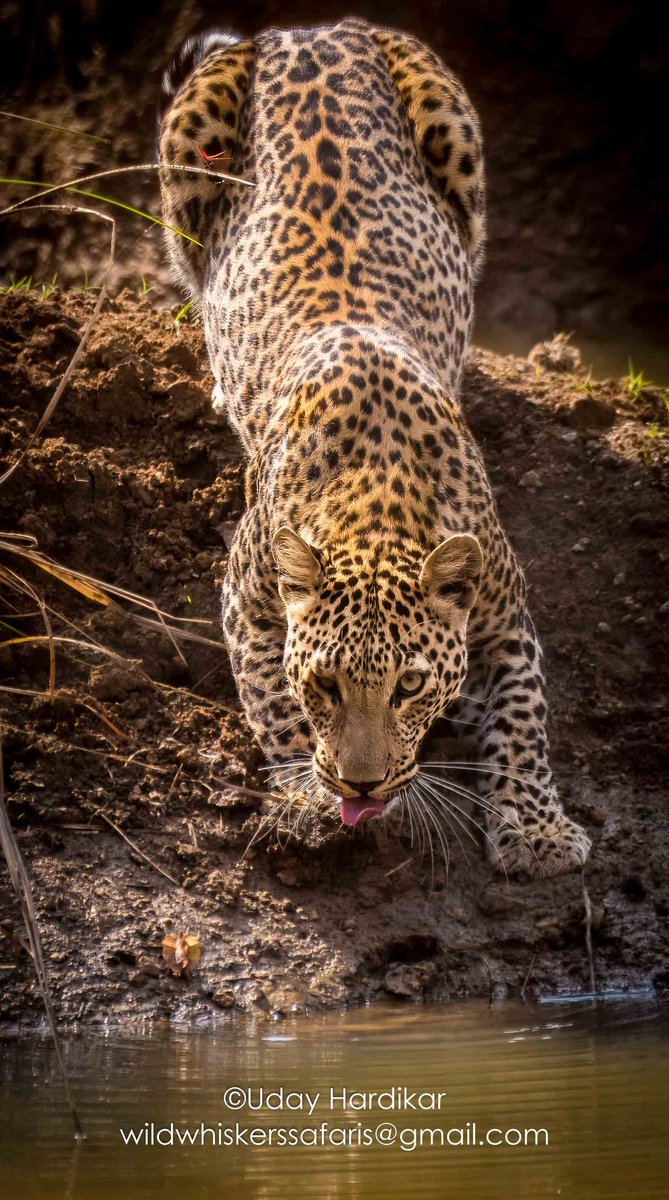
[166, 379, 208, 421]
[212, 989, 236, 1009]
[613, 572, 625, 586]
[561, 430, 578, 443]
[571, 539, 589, 552]
[565, 395, 616, 430]
[384, 961, 438, 998]
[597, 622, 611, 633]
[659, 601, 669, 614]
[276, 870, 299, 887]
[138, 957, 161, 979]
[519, 469, 542, 488]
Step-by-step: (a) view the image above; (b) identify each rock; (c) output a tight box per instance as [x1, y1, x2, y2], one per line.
[276, 869, 299, 887]
[166, 379, 208, 421]
[561, 430, 578, 443]
[138, 957, 161, 979]
[597, 622, 611, 633]
[266, 988, 308, 1015]
[161, 342, 199, 373]
[212, 989, 236, 1009]
[659, 601, 669, 615]
[528, 332, 583, 374]
[571, 539, 589, 552]
[587, 904, 606, 931]
[89, 664, 143, 700]
[564, 395, 616, 430]
[384, 960, 438, 998]
[478, 884, 525, 916]
[519, 469, 542, 488]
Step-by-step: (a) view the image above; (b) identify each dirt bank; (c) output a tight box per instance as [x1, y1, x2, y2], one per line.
[0, 289, 667, 1026]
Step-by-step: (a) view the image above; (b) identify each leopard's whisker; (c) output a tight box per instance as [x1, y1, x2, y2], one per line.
[270, 714, 309, 733]
[244, 795, 297, 854]
[412, 780, 450, 879]
[417, 776, 480, 846]
[420, 772, 540, 872]
[419, 776, 511, 884]
[421, 761, 554, 794]
[402, 787, 418, 852]
[261, 753, 312, 772]
[414, 777, 466, 866]
[415, 788, 436, 874]
[436, 714, 482, 728]
[422, 759, 550, 777]
[420, 771, 528, 835]
[418, 790, 437, 883]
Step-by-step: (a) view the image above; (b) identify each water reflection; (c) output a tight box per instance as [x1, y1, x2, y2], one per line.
[0, 999, 667, 1200]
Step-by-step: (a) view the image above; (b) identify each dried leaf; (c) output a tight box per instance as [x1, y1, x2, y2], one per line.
[162, 932, 202, 976]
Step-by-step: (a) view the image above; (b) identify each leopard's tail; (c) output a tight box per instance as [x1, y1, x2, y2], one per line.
[158, 30, 243, 121]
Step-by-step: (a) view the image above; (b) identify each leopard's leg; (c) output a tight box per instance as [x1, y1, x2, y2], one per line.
[463, 618, 591, 877]
[221, 514, 314, 768]
[221, 577, 312, 765]
[221, 557, 322, 840]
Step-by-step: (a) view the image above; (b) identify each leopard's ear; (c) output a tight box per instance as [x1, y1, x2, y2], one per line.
[375, 28, 486, 277]
[158, 31, 255, 297]
[272, 527, 322, 608]
[419, 534, 482, 619]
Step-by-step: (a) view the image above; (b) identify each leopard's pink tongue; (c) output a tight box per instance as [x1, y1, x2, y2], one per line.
[340, 795, 385, 827]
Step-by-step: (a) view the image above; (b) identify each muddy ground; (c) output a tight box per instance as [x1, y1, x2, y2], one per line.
[0, 289, 667, 1026]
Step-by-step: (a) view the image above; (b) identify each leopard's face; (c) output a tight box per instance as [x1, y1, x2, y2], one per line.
[274, 528, 482, 824]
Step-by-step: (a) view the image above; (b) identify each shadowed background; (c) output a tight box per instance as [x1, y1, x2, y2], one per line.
[1, 0, 668, 374]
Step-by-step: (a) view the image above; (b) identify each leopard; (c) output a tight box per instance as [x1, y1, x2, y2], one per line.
[158, 16, 591, 876]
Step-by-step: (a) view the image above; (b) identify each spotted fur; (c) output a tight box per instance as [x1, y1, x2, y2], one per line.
[159, 18, 590, 876]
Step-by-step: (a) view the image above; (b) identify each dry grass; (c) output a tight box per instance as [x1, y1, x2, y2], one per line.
[0, 155, 254, 1126]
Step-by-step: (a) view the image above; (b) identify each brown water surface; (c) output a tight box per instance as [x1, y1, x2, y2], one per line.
[0, 998, 666, 1199]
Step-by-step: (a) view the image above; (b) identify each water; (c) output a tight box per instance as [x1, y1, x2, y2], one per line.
[1, 1000, 667, 1199]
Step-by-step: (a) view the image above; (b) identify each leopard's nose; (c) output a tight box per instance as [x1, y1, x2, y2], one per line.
[340, 778, 387, 797]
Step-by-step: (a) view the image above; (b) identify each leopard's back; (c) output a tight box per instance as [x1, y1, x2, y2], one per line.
[159, 19, 485, 440]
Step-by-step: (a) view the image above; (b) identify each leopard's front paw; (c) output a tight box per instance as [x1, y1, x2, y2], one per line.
[486, 806, 591, 878]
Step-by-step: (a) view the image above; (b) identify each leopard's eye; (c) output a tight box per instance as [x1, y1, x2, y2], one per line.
[395, 669, 425, 699]
[313, 673, 340, 701]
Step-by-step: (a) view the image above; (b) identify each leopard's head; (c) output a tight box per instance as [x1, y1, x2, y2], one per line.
[272, 527, 482, 825]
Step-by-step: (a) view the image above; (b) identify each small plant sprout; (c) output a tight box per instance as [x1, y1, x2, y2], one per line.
[640, 396, 669, 464]
[0, 274, 32, 294]
[139, 275, 153, 295]
[626, 359, 655, 401]
[647, 395, 669, 441]
[174, 298, 194, 331]
[574, 368, 595, 395]
[41, 273, 58, 300]
[81, 269, 102, 293]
